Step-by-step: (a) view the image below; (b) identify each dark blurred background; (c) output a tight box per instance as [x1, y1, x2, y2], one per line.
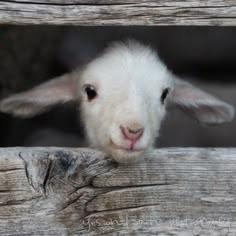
[0, 26, 235, 147]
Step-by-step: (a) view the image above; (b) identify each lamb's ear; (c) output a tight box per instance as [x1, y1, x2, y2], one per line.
[0, 73, 78, 118]
[168, 77, 235, 124]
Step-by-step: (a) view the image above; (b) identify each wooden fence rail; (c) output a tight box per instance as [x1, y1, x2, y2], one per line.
[0, 147, 235, 235]
[0, 0, 236, 26]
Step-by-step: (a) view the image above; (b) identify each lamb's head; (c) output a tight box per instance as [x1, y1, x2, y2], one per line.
[0, 41, 234, 163]
[79, 41, 171, 162]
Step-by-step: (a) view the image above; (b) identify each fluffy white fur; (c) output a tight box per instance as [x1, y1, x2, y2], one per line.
[0, 40, 234, 163]
[79, 41, 172, 162]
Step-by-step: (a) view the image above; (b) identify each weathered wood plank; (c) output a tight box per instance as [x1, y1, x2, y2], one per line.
[0, 0, 235, 26]
[0, 147, 236, 235]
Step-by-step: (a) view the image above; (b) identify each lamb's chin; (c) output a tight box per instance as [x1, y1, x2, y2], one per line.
[108, 148, 146, 163]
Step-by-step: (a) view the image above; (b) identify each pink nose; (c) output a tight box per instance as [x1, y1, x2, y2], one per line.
[120, 126, 144, 142]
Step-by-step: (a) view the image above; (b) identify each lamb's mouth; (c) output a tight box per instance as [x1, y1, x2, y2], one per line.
[110, 139, 145, 153]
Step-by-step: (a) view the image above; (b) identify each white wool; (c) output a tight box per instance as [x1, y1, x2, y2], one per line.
[79, 41, 172, 162]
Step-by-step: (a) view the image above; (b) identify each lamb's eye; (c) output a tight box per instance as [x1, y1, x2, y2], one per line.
[160, 88, 169, 104]
[84, 85, 97, 101]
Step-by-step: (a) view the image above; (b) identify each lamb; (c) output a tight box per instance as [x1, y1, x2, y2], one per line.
[0, 40, 234, 163]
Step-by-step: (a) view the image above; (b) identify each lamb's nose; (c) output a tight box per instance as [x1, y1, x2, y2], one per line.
[120, 125, 144, 142]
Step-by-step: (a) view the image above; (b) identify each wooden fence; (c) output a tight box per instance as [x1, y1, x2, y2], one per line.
[0, 147, 236, 235]
[0, 0, 235, 26]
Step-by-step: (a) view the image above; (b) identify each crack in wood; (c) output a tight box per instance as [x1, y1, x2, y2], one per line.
[0, 168, 24, 173]
[18, 151, 31, 189]
[85, 203, 161, 216]
[0, 196, 41, 206]
[132, 5, 235, 9]
[67, 184, 89, 196]
[91, 183, 177, 192]
[55, 192, 86, 214]
[0, 190, 26, 193]
[42, 160, 52, 195]
[0, 0, 133, 7]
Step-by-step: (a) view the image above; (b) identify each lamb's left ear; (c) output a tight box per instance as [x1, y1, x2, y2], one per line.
[0, 73, 79, 118]
[168, 77, 235, 124]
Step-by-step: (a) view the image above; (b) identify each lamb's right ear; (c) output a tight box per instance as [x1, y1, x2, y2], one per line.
[168, 76, 235, 125]
[0, 73, 78, 118]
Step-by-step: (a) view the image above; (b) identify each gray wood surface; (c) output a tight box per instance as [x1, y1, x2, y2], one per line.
[0, 147, 236, 235]
[0, 0, 235, 26]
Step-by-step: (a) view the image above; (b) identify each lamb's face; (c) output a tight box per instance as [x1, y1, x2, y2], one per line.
[79, 42, 172, 162]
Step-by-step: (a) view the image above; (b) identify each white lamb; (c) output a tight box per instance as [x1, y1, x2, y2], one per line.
[0, 40, 234, 163]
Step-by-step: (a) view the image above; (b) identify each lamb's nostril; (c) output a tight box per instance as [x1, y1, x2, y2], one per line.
[127, 127, 143, 134]
[120, 126, 144, 142]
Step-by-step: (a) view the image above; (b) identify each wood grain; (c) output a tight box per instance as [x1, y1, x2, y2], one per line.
[0, 147, 236, 235]
[0, 0, 235, 26]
